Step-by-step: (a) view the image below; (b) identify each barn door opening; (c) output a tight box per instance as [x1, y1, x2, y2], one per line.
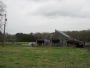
[37, 40, 44, 45]
[52, 39, 60, 43]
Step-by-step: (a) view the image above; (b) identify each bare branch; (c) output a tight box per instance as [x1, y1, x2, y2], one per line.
[0, 0, 6, 32]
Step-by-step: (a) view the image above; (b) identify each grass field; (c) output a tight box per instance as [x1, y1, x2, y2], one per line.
[0, 44, 90, 68]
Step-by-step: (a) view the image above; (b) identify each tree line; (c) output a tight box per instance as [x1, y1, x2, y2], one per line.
[0, 30, 90, 43]
[65, 30, 90, 42]
[15, 32, 48, 42]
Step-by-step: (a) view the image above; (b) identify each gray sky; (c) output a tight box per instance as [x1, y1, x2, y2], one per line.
[3, 0, 90, 34]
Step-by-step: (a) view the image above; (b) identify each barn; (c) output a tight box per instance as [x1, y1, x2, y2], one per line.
[37, 30, 71, 47]
[36, 30, 85, 47]
[45, 30, 72, 47]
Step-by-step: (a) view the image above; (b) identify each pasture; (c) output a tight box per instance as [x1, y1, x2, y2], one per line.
[0, 44, 90, 68]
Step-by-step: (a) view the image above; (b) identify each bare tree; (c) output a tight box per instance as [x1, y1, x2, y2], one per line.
[0, 0, 6, 46]
[0, 0, 6, 30]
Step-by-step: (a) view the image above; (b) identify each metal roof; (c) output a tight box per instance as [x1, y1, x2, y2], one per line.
[55, 30, 71, 38]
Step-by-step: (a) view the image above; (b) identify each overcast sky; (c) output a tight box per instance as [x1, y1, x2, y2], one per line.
[2, 0, 90, 34]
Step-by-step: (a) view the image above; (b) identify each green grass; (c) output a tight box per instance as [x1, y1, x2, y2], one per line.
[0, 45, 90, 68]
